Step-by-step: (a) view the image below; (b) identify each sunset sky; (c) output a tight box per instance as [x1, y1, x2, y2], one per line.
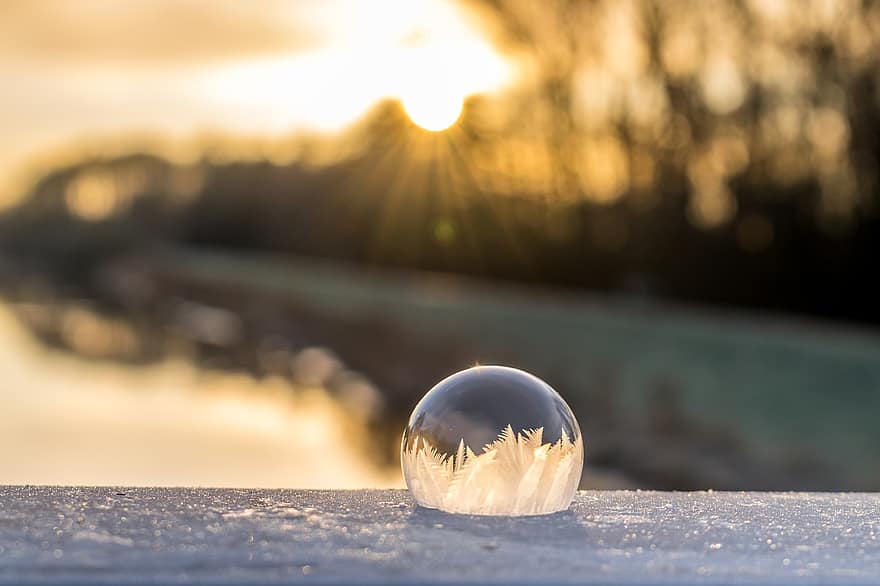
[0, 0, 513, 205]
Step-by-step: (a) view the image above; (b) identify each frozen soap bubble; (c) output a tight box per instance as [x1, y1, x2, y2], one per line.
[401, 365, 583, 516]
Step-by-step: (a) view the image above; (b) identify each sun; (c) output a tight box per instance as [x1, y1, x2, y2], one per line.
[401, 86, 464, 132]
[396, 39, 507, 133]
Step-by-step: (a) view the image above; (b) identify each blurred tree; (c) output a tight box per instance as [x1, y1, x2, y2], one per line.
[466, 0, 880, 230]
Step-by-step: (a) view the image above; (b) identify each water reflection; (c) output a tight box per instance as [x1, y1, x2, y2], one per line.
[0, 303, 400, 488]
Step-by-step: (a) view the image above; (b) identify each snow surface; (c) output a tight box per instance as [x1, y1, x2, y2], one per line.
[1, 487, 878, 585]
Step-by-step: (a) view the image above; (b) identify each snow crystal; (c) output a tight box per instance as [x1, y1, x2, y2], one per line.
[0, 487, 878, 584]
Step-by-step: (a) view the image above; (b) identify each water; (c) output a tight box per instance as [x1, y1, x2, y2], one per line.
[0, 303, 399, 488]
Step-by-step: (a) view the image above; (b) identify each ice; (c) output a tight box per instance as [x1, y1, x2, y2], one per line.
[1, 487, 879, 584]
[402, 366, 583, 516]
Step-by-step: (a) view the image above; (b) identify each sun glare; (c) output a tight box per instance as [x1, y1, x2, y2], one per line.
[402, 87, 464, 132]
[397, 40, 509, 132]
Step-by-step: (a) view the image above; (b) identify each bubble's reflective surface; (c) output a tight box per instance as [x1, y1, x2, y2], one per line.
[401, 365, 583, 516]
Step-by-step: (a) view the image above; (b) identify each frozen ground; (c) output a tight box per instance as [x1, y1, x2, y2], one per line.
[1, 487, 879, 585]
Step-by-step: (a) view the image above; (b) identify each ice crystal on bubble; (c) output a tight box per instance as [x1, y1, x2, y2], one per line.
[401, 366, 583, 516]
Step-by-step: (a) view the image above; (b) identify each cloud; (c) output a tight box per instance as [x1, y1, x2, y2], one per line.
[0, 0, 322, 66]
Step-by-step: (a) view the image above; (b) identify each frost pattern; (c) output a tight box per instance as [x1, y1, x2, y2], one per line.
[402, 425, 583, 516]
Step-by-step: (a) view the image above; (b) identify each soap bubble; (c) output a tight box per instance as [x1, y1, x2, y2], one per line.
[401, 365, 583, 516]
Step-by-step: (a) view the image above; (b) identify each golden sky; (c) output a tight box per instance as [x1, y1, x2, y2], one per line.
[0, 0, 512, 205]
